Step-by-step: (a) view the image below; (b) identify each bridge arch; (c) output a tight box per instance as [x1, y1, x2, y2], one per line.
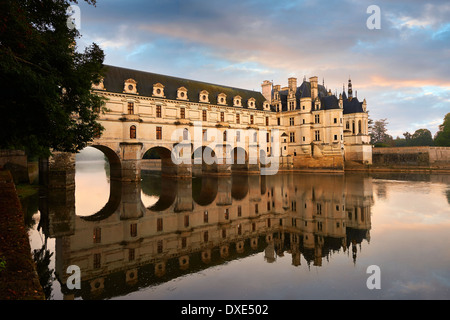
[89, 144, 122, 180]
[231, 147, 248, 172]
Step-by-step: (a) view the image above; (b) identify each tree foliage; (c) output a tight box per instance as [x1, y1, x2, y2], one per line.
[370, 118, 393, 146]
[0, 0, 105, 158]
[434, 113, 450, 147]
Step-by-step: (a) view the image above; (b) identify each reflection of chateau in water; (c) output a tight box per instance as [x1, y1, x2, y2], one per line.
[41, 173, 373, 300]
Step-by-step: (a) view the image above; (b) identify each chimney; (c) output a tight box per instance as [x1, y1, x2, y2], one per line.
[261, 80, 273, 103]
[288, 77, 297, 93]
[309, 76, 318, 100]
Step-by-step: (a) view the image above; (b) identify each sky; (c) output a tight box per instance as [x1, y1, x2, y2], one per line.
[74, 0, 450, 137]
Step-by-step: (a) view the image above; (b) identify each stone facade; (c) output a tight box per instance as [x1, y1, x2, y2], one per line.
[83, 65, 372, 180]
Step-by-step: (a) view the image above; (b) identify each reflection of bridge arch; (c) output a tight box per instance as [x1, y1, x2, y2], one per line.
[80, 179, 122, 222]
[192, 176, 218, 206]
[231, 175, 249, 200]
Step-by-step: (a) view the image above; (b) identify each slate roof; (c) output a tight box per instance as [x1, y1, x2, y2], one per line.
[101, 65, 269, 111]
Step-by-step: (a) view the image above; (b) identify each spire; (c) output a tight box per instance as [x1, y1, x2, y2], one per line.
[348, 77, 353, 100]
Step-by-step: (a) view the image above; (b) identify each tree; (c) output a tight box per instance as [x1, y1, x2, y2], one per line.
[0, 0, 105, 158]
[411, 129, 434, 146]
[370, 118, 393, 146]
[434, 113, 450, 147]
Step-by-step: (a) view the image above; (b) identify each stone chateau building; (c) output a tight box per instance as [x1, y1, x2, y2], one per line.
[90, 65, 371, 176]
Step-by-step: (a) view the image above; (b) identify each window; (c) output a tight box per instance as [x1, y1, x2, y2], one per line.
[129, 248, 135, 261]
[334, 118, 337, 124]
[203, 129, 207, 141]
[223, 131, 227, 142]
[184, 215, 189, 227]
[236, 113, 240, 124]
[202, 110, 207, 121]
[225, 209, 229, 220]
[203, 210, 208, 223]
[315, 114, 320, 124]
[267, 132, 270, 143]
[157, 240, 163, 253]
[346, 121, 350, 130]
[94, 253, 101, 269]
[183, 128, 189, 140]
[277, 118, 280, 126]
[302, 136, 306, 142]
[222, 229, 227, 238]
[156, 126, 162, 140]
[334, 134, 338, 141]
[221, 112, 225, 122]
[255, 204, 259, 214]
[352, 121, 356, 134]
[130, 223, 137, 237]
[290, 117, 294, 126]
[290, 132, 295, 143]
[237, 224, 242, 235]
[181, 237, 187, 248]
[93, 227, 101, 243]
[130, 125, 136, 139]
[156, 105, 161, 118]
[266, 117, 269, 126]
[237, 205, 242, 217]
[128, 102, 134, 115]
[180, 107, 185, 119]
[314, 130, 320, 141]
[302, 118, 305, 124]
[203, 231, 209, 243]
[250, 115, 254, 125]
[358, 120, 362, 133]
[157, 218, 163, 231]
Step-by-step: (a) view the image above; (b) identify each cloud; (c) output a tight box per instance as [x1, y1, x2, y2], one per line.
[75, 0, 450, 135]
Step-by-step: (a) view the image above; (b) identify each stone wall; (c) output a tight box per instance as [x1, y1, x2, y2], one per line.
[372, 147, 450, 169]
[0, 150, 29, 184]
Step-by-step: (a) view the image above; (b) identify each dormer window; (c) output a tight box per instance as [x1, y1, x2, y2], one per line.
[234, 95, 242, 107]
[263, 101, 270, 111]
[177, 87, 188, 100]
[153, 83, 165, 97]
[200, 90, 209, 103]
[218, 93, 227, 105]
[124, 79, 138, 94]
[248, 97, 256, 109]
[92, 78, 105, 90]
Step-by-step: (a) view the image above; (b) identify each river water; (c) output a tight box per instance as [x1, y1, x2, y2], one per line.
[26, 156, 450, 300]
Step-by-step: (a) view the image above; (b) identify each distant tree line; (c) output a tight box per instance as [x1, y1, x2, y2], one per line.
[369, 112, 450, 148]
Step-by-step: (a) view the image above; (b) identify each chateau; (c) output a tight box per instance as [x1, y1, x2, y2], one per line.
[90, 65, 371, 179]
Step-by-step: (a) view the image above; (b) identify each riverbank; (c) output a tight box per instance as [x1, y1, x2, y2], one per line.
[0, 170, 44, 300]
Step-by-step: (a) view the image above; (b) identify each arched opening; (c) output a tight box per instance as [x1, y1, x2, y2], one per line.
[130, 125, 137, 139]
[192, 145, 218, 175]
[142, 146, 176, 177]
[75, 145, 122, 218]
[231, 147, 248, 172]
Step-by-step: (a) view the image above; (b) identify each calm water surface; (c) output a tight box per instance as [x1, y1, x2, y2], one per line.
[27, 158, 450, 300]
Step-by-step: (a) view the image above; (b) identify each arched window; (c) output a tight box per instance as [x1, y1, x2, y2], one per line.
[183, 128, 189, 141]
[130, 125, 137, 139]
[358, 120, 362, 134]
